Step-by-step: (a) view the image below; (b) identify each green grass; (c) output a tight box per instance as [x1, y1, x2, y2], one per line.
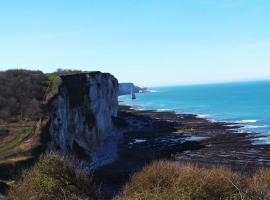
[44, 73, 62, 102]
[0, 127, 33, 160]
[45, 71, 100, 102]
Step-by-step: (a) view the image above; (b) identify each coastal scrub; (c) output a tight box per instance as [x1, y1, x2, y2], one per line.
[115, 160, 270, 200]
[7, 153, 100, 200]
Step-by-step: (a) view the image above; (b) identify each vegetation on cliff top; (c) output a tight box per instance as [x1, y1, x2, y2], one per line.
[0, 70, 48, 122]
[0, 69, 91, 121]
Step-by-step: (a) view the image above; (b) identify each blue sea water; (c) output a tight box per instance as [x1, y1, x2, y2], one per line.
[119, 80, 270, 144]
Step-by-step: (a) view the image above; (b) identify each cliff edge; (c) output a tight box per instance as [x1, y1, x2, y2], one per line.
[48, 72, 120, 169]
[118, 82, 145, 96]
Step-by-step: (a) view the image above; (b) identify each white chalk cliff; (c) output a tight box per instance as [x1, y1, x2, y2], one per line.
[48, 72, 120, 168]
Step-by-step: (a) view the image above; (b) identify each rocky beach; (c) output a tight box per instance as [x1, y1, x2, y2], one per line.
[95, 105, 270, 199]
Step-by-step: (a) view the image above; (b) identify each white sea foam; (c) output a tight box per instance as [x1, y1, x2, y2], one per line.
[147, 90, 159, 93]
[197, 114, 209, 119]
[156, 108, 172, 112]
[237, 129, 247, 133]
[185, 136, 208, 142]
[236, 120, 257, 123]
[255, 137, 268, 141]
[137, 108, 145, 111]
[243, 125, 268, 129]
[134, 139, 147, 143]
[196, 114, 218, 122]
[129, 139, 147, 145]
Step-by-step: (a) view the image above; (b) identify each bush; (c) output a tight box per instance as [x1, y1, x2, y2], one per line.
[115, 161, 270, 200]
[0, 70, 48, 121]
[246, 168, 270, 199]
[7, 153, 100, 200]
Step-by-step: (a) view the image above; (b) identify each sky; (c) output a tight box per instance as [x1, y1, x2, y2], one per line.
[0, 0, 270, 86]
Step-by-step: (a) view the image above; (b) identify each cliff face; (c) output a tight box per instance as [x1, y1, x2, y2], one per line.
[48, 72, 119, 168]
[118, 83, 143, 96]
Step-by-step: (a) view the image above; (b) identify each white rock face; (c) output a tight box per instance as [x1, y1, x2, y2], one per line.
[48, 72, 119, 168]
[118, 83, 142, 96]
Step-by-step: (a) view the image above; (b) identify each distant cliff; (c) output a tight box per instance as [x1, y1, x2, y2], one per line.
[118, 83, 146, 96]
[48, 72, 120, 169]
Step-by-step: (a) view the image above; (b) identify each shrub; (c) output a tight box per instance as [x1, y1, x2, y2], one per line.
[245, 168, 270, 199]
[115, 161, 270, 200]
[7, 153, 100, 200]
[0, 70, 48, 121]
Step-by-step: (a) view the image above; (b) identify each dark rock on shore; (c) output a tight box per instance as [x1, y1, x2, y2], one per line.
[95, 105, 270, 199]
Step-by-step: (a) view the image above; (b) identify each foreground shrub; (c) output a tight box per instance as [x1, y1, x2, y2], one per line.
[116, 161, 270, 200]
[246, 168, 270, 199]
[7, 153, 99, 200]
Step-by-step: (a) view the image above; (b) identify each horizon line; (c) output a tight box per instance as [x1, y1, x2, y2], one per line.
[146, 78, 270, 88]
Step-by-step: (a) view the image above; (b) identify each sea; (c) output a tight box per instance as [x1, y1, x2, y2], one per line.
[119, 80, 270, 145]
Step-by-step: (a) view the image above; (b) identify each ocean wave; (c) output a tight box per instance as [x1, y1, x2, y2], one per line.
[149, 89, 159, 93]
[237, 129, 247, 133]
[242, 125, 268, 129]
[156, 108, 173, 112]
[236, 119, 257, 123]
[197, 114, 209, 119]
[255, 137, 267, 141]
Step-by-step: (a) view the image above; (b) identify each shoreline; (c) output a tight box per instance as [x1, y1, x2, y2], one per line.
[119, 102, 270, 139]
[95, 105, 270, 199]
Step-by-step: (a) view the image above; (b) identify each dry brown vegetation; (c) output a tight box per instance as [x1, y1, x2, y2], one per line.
[7, 153, 100, 200]
[7, 156, 270, 200]
[115, 161, 270, 200]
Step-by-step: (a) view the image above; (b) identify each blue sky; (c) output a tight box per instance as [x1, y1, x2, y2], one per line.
[0, 0, 269, 86]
